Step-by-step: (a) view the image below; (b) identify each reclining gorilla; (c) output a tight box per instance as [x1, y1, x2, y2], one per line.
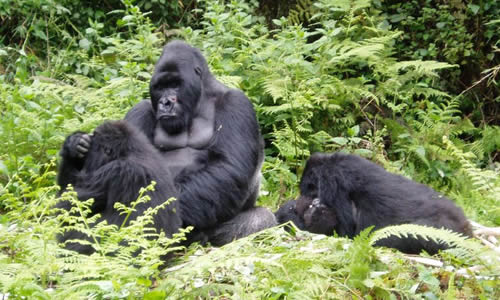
[62, 40, 276, 247]
[275, 152, 472, 254]
[57, 120, 182, 254]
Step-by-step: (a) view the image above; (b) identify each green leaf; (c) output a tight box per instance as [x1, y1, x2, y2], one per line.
[332, 137, 348, 145]
[390, 14, 405, 23]
[0, 160, 7, 175]
[144, 291, 167, 300]
[468, 4, 480, 15]
[436, 22, 446, 29]
[74, 104, 85, 114]
[122, 15, 135, 22]
[354, 149, 372, 157]
[347, 125, 360, 137]
[79, 38, 91, 50]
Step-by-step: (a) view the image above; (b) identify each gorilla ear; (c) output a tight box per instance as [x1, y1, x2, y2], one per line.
[194, 66, 202, 77]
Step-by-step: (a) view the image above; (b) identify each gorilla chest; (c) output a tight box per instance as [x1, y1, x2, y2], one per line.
[153, 118, 214, 176]
[159, 147, 208, 177]
[153, 115, 214, 150]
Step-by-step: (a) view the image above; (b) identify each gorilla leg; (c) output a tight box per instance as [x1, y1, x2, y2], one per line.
[204, 207, 277, 246]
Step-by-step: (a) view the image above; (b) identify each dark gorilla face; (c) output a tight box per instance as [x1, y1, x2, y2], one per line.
[150, 41, 208, 135]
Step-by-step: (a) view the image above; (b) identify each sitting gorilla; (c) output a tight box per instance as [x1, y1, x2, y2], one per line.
[68, 40, 276, 246]
[57, 120, 182, 254]
[276, 152, 472, 254]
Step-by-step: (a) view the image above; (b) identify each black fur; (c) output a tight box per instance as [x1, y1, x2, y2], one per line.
[277, 152, 472, 254]
[57, 120, 182, 254]
[275, 196, 337, 235]
[274, 199, 306, 230]
[124, 41, 276, 245]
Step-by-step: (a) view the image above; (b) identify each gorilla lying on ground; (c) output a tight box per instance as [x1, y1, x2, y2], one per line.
[275, 152, 472, 254]
[67, 40, 276, 246]
[57, 120, 182, 254]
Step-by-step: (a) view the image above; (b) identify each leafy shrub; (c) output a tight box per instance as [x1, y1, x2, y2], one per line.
[0, 0, 499, 298]
[381, 0, 500, 125]
[186, 0, 478, 205]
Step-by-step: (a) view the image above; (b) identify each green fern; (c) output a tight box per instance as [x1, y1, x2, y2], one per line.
[328, 43, 385, 64]
[443, 136, 500, 194]
[389, 60, 456, 78]
[346, 227, 376, 291]
[370, 224, 477, 255]
[288, 0, 316, 25]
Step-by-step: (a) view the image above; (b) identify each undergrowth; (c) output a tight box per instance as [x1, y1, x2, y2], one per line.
[0, 0, 499, 298]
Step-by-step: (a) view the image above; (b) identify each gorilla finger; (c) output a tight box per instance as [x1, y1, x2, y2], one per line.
[82, 133, 92, 141]
[79, 134, 92, 147]
[76, 145, 89, 154]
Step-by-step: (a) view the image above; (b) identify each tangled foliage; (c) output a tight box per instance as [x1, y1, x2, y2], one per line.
[0, 0, 499, 298]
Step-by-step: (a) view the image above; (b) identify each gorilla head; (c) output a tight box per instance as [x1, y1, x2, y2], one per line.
[83, 122, 129, 170]
[83, 121, 157, 171]
[149, 41, 210, 135]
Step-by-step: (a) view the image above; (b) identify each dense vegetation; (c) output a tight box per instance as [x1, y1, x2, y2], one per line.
[1, 0, 499, 298]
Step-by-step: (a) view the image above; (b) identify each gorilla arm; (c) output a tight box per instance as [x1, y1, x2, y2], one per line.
[316, 168, 357, 237]
[57, 132, 91, 190]
[124, 100, 157, 142]
[58, 159, 151, 213]
[177, 90, 263, 229]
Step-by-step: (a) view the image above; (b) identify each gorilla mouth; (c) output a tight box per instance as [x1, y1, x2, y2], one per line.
[158, 113, 177, 119]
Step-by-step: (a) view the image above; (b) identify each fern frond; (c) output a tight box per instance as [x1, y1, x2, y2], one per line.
[217, 75, 242, 89]
[443, 136, 499, 193]
[262, 76, 291, 102]
[370, 224, 476, 253]
[289, 0, 316, 25]
[329, 43, 385, 64]
[389, 60, 455, 77]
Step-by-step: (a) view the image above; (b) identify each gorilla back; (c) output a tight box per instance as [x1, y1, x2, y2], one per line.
[57, 120, 182, 254]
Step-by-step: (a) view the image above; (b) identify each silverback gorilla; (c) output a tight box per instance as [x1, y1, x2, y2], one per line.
[123, 40, 276, 245]
[275, 152, 472, 254]
[57, 120, 182, 254]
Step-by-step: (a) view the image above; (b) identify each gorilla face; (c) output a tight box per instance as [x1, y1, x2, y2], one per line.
[150, 41, 206, 135]
[83, 122, 128, 171]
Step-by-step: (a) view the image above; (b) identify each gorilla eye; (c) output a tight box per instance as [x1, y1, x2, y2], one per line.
[104, 148, 112, 155]
[163, 78, 180, 88]
[307, 183, 316, 191]
[194, 67, 202, 77]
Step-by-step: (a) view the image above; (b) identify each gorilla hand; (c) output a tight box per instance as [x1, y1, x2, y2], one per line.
[303, 198, 337, 235]
[62, 132, 92, 160]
